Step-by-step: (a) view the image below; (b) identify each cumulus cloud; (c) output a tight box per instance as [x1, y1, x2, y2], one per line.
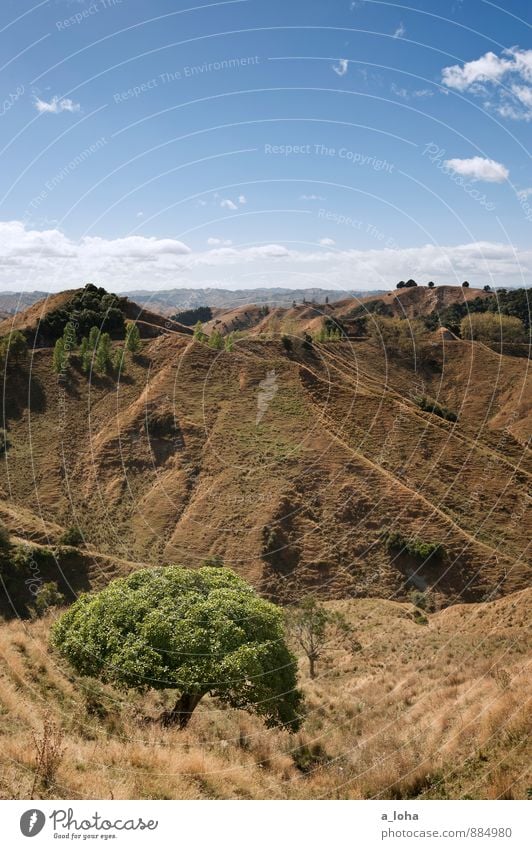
[443, 156, 509, 183]
[442, 47, 532, 120]
[332, 59, 349, 77]
[319, 238, 335, 247]
[220, 199, 238, 210]
[34, 96, 81, 114]
[1, 220, 531, 292]
[393, 23, 406, 39]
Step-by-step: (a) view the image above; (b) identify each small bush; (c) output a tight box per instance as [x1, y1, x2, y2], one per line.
[383, 530, 445, 562]
[281, 335, 293, 352]
[33, 581, 65, 617]
[59, 526, 84, 547]
[292, 741, 331, 773]
[412, 395, 458, 422]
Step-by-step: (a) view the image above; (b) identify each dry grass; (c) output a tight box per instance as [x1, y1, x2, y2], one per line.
[0, 591, 529, 801]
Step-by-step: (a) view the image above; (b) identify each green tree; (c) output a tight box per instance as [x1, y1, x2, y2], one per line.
[193, 320, 208, 343]
[427, 281, 435, 288]
[95, 332, 112, 374]
[286, 596, 353, 679]
[125, 321, 141, 354]
[53, 338, 67, 374]
[88, 326, 100, 350]
[224, 332, 235, 352]
[62, 321, 77, 352]
[462, 280, 470, 288]
[208, 329, 224, 350]
[0, 330, 28, 366]
[52, 566, 303, 730]
[112, 347, 126, 373]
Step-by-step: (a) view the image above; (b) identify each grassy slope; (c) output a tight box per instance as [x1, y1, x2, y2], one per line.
[1, 331, 530, 605]
[0, 589, 529, 800]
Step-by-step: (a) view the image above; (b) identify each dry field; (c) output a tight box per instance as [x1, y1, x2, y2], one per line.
[0, 590, 529, 801]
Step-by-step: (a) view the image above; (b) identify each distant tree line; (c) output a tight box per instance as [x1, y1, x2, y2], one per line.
[172, 306, 213, 326]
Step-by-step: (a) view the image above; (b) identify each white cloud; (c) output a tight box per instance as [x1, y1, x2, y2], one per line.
[393, 23, 406, 39]
[34, 96, 81, 114]
[332, 59, 349, 77]
[238, 195, 247, 205]
[319, 238, 335, 247]
[300, 194, 325, 201]
[220, 199, 238, 210]
[443, 156, 509, 183]
[517, 187, 532, 199]
[2, 220, 531, 291]
[442, 47, 532, 120]
[207, 237, 233, 246]
[136, 212, 144, 218]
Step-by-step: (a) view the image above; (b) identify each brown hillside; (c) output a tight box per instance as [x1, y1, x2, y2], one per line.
[1, 328, 529, 607]
[207, 286, 494, 338]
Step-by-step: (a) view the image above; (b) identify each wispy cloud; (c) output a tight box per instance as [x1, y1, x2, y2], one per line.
[300, 194, 325, 201]
[319, 237, 335, 247]
[332, 59, 349, 77]
[34, 96, 80, 114]
[238, 195, 247, 205]
[391, 83, 434, 100]
[444, 156, 509, 183]
[220, 199, 238, 210]
[207, 237, 232, 246]
[442, 47, 532, 121]
[393, 22, 406, 39]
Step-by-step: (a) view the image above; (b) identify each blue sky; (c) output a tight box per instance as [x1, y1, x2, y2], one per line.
[0, 0, 530, 291]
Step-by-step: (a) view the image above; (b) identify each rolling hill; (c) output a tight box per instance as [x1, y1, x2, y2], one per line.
[0, 291, 529, 610]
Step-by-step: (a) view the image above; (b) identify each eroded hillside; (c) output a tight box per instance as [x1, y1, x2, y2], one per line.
[1, 325, 530, 608]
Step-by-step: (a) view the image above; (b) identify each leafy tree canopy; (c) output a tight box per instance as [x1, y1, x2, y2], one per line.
[52, 566, 303, 730]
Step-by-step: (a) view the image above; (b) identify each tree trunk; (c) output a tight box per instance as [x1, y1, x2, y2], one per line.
[161, 692, 204, 729]
[309, 655, 317, 679]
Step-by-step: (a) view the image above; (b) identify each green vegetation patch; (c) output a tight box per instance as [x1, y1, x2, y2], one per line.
[412, 394, 458, 422]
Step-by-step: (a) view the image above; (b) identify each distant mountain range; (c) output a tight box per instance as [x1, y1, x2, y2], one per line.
[123, 287, 386, 315]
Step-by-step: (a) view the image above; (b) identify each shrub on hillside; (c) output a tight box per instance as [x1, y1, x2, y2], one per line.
[382, 530, 445, 562]
[460, 313, 526, 344]
[412, 394, 458, 422]
[32, 581, 65, 617]
[59, 526, 84, 547]
[368, 316, 430, 363]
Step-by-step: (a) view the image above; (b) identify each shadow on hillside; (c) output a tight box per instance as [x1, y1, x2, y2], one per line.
[0, 545, 94, 619]
[3, 368, 47, 419]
